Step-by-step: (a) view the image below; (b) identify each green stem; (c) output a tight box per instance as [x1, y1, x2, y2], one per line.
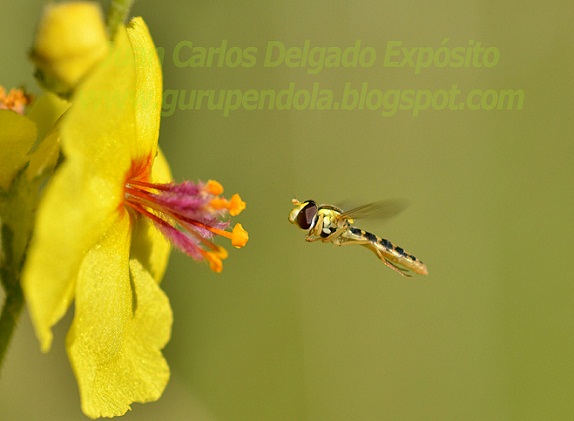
[0, 271, 24, 370]
[107, 0, 135, 34]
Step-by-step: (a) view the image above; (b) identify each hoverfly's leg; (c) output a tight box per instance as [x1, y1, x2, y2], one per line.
[322, 226, 349, 244]
[337, 238, 411, 276]
[305, 213, 327, 241]
[372, 248, 412, 277]
[334, 237, 371, 246]
[385, 260, 412, 277]
[334, 228, 373, 246]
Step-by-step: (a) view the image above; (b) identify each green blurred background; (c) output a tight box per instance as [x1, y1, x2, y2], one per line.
[1, 1, 574, 420]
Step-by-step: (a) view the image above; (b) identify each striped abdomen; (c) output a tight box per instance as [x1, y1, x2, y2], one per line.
[344, 227, 428, 276]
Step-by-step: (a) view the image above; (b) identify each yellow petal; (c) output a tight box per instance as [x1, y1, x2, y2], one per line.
[25, 126, 61, 180]
[67, 214, 172, 418]
[22, 157, 123, 351]
[151, 147, 172, 184]
[25, 92, 69, 141]
[0, 110, 37, 190]
[61, 25, 134, 183]
[22, 27, 137, 351]
[126, 17, 162, 162]
[25, 93, 69, 180]
[130, 148, 173, 282]
[130, 217, 171, 283]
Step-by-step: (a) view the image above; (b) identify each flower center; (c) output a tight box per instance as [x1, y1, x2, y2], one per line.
[123, 176, 247, 273]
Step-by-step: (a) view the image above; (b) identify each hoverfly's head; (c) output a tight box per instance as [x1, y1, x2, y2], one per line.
[289, 198, 318, 230]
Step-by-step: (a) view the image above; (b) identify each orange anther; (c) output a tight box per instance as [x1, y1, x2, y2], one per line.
[205, 179, 223, 195]
[231, 223, 249, 248]
[228, 194, 246, 216]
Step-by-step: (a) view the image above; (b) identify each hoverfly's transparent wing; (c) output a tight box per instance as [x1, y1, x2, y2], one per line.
[339, 199, 409, 220]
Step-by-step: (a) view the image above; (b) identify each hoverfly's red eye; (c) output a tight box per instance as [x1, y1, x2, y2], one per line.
[297, 201, 317, 230]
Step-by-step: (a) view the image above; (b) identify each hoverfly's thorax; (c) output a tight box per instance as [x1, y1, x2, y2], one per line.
[321, 209, 348, 228]
[317, 208, 347, 238]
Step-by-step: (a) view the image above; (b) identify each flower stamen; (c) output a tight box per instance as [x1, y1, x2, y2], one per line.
[124, 177, 248, 272]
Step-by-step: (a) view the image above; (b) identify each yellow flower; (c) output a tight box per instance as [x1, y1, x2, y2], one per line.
[22, 17, 247, 418]
[31, 2, 109, 96]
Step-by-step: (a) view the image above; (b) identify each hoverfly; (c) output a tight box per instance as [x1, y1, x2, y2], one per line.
[288, 198, 428, 277]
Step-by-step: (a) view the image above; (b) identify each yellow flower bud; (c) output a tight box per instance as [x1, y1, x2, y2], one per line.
[31, 2, 109, 96]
